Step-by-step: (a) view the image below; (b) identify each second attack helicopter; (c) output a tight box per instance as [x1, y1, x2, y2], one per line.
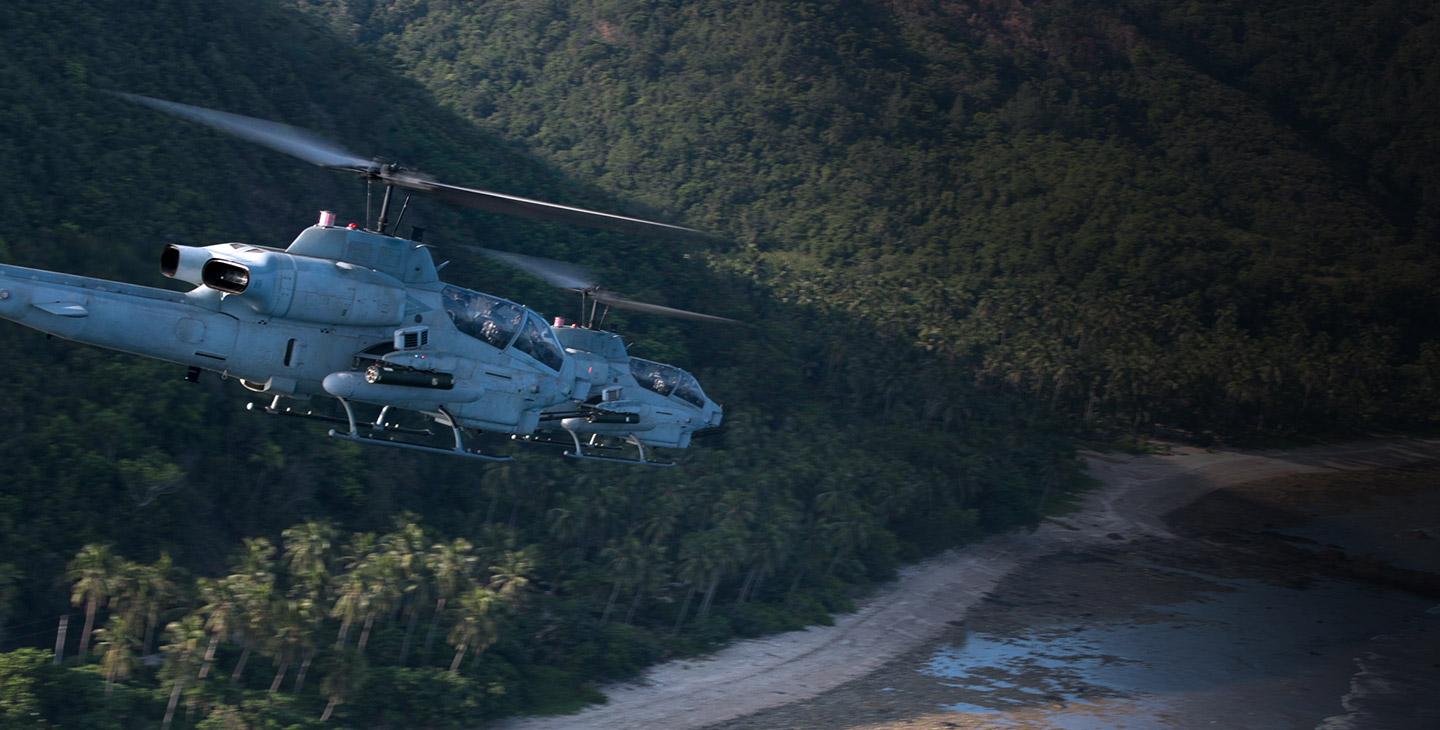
[476, 249, 732, 464]
[0, 93, 731, 465]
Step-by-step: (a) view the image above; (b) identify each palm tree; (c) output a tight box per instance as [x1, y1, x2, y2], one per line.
[107, 559, 142, 638]
[487, 549, 533, 601]
[694, 531, 740, 622]
[641, 490, 683, 546]
[289, 594, 323, 693]
[672, 529, 740, 630]
[546, 503, 579, 542]
[625, 543, 669, 624]
[138, 553, 176, 655]
[282, 520, 336, 602]
[93, 615, 137, 697]
[819, 505, 871, 579]
[382, 520, 430, 665]
[67, 543, 117, 660]
[331, 533, 375, 651]
[355, 549, 399, 654]
[283, 521, 336, 691]
[330, 568, 366, 652]
[422, 538, 475, 663]
[196, 577, 235, 680]
[712, 489, 757, 534]
[228, 538, 277, 684]
[266, 597, 306, 693]
[319, 650, 366, 723]
[599, 537, 646, 624]
[737, 512, 794, 604]
[673, 535, 713, 632]
[160, 615, 204, 730]
[447, 586, 499, 674]
[237, 537, 278, 583]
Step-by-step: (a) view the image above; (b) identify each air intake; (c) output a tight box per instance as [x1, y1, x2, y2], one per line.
[201, 259, 251, 294]
[393, 326, 429, 351]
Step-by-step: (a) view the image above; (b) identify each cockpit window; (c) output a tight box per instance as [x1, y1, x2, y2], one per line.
[630, 358, 677, 396]
[512, 314, 566, 371]
[442, 285, 523, 350]
[630, 357, 706, 408]
[673, 371, 706, 408]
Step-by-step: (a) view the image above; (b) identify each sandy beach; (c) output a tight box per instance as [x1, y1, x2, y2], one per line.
[498, 438, 1440, 730]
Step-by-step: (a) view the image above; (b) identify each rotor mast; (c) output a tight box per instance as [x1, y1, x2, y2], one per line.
[369, 162, 418, 236]
[374, 171, 396, 235]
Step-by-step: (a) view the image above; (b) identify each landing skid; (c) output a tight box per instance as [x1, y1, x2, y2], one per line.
[331, 400, 511, 462]
[247, 398, 434, 437]
[251, 396, 511, 462]
[513, 435, 618, 452]
[562, 431, 675, 467]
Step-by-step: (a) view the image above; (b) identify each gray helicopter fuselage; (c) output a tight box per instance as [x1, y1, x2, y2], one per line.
[0, 224, 574, 435]
[548, 325, 722, 450]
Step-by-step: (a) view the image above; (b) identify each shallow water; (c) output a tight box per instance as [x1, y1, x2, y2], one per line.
[921, 570, 1440, 729]
[1279, 485, 1440, 574]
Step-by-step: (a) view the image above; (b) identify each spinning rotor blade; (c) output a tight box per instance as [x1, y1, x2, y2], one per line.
[388, 172, 713, 242]
[111, 92, 373, 170]
[479, 248, 740, 325]
[472, 248, 599, 290]
[114, 92, 712, 240]
[592, 291, 740, 325]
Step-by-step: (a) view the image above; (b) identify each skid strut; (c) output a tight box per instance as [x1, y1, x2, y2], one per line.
[250, 396, 510, 462]
[248, 396, 433, 436]
[560, 429, 674, 467]
[327, 398, 511, 462]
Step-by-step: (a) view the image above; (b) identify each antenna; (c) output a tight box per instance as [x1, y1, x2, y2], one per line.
[391, 193, 414, 233]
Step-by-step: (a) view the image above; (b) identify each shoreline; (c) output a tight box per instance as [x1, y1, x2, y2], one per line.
[497, 437, 1440, 730]
[717, 459, 1440, 729]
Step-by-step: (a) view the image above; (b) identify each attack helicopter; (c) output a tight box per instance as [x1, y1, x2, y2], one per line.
[0, 93, 730, 465]
[475, 249, 732, 464]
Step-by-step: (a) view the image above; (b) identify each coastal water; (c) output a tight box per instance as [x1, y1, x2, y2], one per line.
[921, 573, 1440, 728]
[710, 462, 1440, 730]
[916, 468, 1440, 729]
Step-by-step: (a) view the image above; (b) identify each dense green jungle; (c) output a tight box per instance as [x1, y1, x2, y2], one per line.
[1, 0, 1436, 727]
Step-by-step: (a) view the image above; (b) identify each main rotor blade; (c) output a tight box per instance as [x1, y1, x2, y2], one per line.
[385, 172, 713, 242]
[111, 92, 374, 171]
[115, 92, 716, 241]
[472, 248, 599, 291]
[472, 246, 739, 324]
[592, 291, 740, 325]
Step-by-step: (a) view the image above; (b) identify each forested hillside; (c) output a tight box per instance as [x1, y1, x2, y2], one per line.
[0, 0, 1435, 727]
[296, 0, 1440, 435]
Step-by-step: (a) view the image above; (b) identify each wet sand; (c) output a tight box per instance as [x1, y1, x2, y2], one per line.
[711, 464, 1440, 730]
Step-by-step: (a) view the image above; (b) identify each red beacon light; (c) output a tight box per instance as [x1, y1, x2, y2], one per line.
[347, 222, 358, 230]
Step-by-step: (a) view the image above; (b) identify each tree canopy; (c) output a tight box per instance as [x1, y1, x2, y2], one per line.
[1, 0, 1436, 726]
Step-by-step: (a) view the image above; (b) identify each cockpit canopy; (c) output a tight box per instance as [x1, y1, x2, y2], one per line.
[441, 285, 565, 371]
[629, 357, 707, 408]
